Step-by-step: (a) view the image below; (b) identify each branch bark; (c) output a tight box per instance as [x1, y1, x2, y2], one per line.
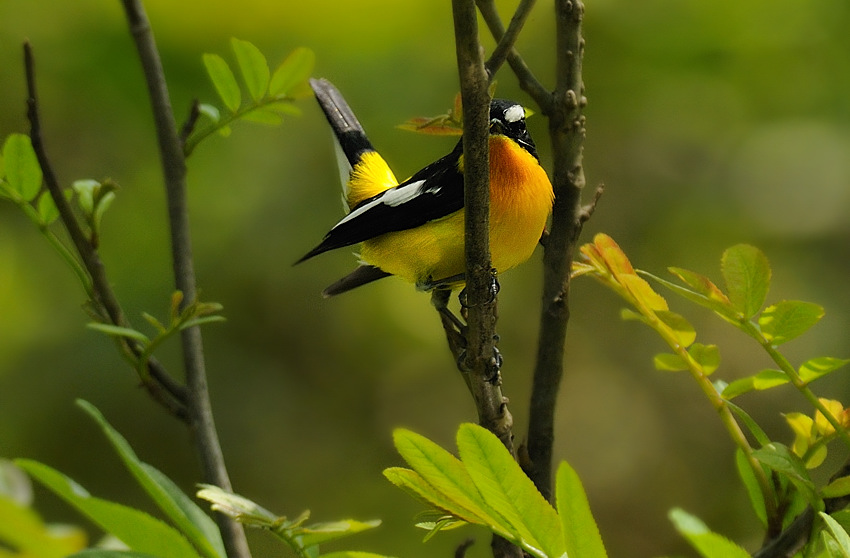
[118, 2, 250, 556]
[526, 0, 587, 501]
[453, 3, 521, 557]
[23, 42, 188, 419]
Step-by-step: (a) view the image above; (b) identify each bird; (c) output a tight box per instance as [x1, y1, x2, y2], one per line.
[296, 78, 554, 300]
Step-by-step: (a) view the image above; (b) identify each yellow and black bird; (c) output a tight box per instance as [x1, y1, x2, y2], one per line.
[297, 78, 554, 298]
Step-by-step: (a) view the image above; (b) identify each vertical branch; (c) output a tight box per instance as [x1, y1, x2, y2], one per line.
[118, 2, 250, 556]
[452, 0, 513, 453]
[526, 0, 587, 501]
[453, 3, 521, 558]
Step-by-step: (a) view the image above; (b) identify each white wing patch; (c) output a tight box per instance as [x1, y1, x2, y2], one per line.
[331, 180, 426, 230]
[383, 180, 425, 206]
[504, 104, 525, 123]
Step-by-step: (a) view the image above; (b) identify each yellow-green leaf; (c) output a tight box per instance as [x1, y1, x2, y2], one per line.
[457, 424, 564, 558]
[269, 47, 315, 97]
[231, 38, 269, 102]
[689, 344, 720, 375]
[556, 461, 608, 558]
[202, 53, 241, 112]
[759, 300, 824, 345]
[3, 133, 42, 202]
[721, 244, 771, 319]
[15, 460, 202, 558]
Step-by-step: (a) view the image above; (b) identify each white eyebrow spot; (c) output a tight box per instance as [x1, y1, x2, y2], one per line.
[504, 104, 525, 123]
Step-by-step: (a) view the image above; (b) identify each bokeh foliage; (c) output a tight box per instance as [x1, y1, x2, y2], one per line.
[2, 1, 850, 557]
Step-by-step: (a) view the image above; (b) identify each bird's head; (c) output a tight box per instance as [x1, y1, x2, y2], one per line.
[489, 100, 538, 159]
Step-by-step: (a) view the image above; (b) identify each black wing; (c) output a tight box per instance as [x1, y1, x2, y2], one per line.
[296, 145, 464, 263]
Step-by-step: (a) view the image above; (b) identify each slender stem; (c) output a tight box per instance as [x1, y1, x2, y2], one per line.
[182, 94, 297, 156]
[118, 3, 250, 557]
[484, 0, 536, 79]
[23, 41, 188, 415]
[475, 0, 550, 109]
[525, 0, 588, 501]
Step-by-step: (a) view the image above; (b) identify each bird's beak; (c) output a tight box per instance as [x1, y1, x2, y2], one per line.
[489, 118, 505, 135]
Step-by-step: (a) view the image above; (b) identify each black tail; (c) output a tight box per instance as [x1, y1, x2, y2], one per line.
[321, 265, 392, 298]
[309, 78, 375, 168]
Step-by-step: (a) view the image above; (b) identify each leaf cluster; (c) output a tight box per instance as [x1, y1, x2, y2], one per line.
[3, 401, 384, 558]
[574, 233, 850, 556]
[185, 39, 314, 155]
[384, 423, 607, 558]
[86, 291, 225, 377]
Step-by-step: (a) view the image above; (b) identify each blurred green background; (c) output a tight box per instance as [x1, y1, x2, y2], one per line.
[2, 0, 850, 556]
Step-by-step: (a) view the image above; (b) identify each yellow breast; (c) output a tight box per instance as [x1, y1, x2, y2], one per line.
[358, 135, 553, 288]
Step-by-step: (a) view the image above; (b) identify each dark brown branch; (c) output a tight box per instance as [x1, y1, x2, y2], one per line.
[179, 99, 202, 149]
[453, 3, 521, 558]
[484, 0, 536, 79]
[23, 41, 188, 419]
[118, 3, 250, 557]
[476, 0, 551, 110]
[526, 0, 587, 501]
[452, 0, 513, 451]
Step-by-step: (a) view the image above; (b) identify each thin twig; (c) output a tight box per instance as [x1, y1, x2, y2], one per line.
[179, 99, 202, 149]
[118, 2, 251, 557]
[484, 0, 536, 79]
[475, 0, 551, 110]
[23, 41, 189, 418]
[526, 0, 588, 501]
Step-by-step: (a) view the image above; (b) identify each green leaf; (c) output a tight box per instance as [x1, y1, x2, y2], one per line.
[0, 495, 87, 557]
[298, 519, 381, 548]
[77, 401, 225, 558]
[240, 107, 283, 125]
[556, 461, 608, 558]
[202, 54, 241, 112]
[15, 460, 202, 558]
[195, 485, 277, 528]
[72, 179, 100, 215]
[86, 323, 150, 344]
[800, 357, 850, 384]
[823, 476, 850, 499]
[320, 552, 397, 558]
[642, 270, 740, 325]
[722, 369, 789, 399]
[721, 244, 771, 319]
[70, 552, 161, 558]
[269, 47, 315, 97]
[3, 134, 43, 201]
[655, 310, 696, 347]
[383, 467, 480, 528]
[752, 443, 822, 511]
[390, 429, 509, 533]
[727, 402, 772, 446]
[230, 38, 270, 102]
[734, 449, 767, 527]
[654, 352, 687, 372]
[668, 508, 750, 558]
[821, 512, 850, 556]
[179, 316, 227, 331]
[37, 191, 60, 225]
[457, 424, 564, 558]
[759, 300, 824, 345]
[198, 104, 221, 123]
[689, 344, 721, 375]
